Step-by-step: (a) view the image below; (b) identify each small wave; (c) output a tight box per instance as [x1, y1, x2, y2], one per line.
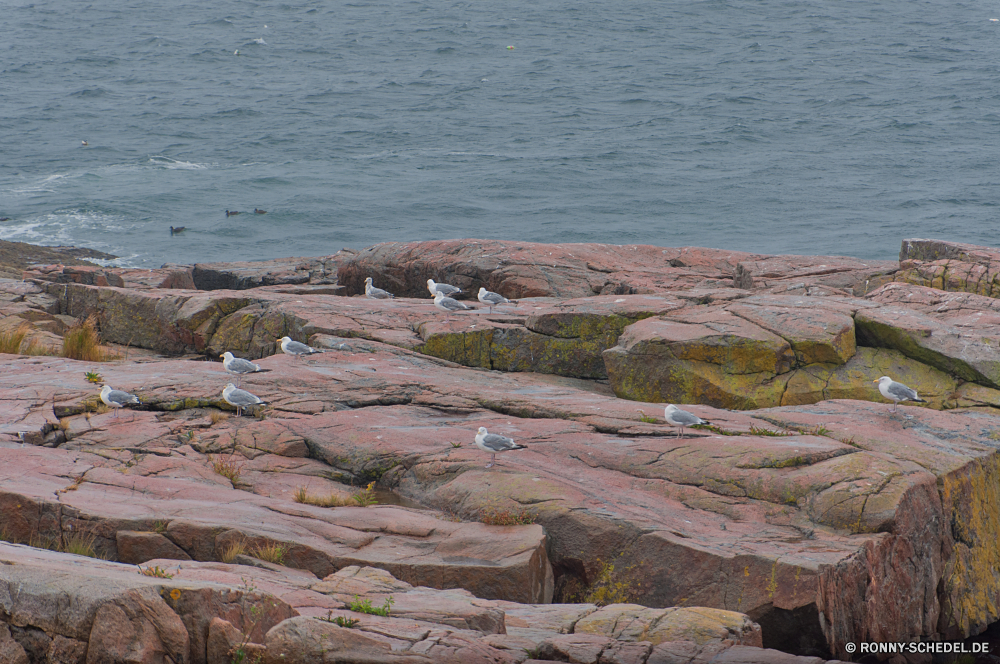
[253, 37, 267, 45]
[147, 156, 210, 170]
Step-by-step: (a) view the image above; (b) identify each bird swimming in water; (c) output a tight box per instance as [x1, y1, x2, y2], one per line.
[663, 404, 711, 438]
[427, 279, 462, 298]
[81, 140, 88, 146]
[474, 427, 526, 468]
[226, 210, 241, 216]
[277, 336, 324, 358]
[100, 385, 140, 420]
[873, 376, 927, 412]
[170, 226, 185, 235]
[477, 287, 514, 313]
[364, 277, 395, 300]
[254, 208, 267, 214]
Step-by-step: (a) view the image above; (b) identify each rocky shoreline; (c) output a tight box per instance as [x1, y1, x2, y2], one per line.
[3, 237, 1000, 663]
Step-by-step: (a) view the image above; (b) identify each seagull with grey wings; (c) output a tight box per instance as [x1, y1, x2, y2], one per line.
[474, 427, 526, 468]
[427, 278, 462, 298]
[663, 404, 711, 438]
[477, 287, 515, 313]
[874, 376, 927, 412]
[277, 336, 324, 358]
[220, 351, 269, 387]
[222, 383, 267, 417]
[434, 291, 473, 321]
[364, 277, 394, 300]
[101, 385, 140, 420]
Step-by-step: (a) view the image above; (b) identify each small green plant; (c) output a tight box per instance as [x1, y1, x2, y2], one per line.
[152, 520, 168, 534]
[349, 594, 394, 617]
[810, 425, 832, 437]
[228, 577, 270, 664]
[212, 454, 245, 487]
[450, 441, 462, 448]
[352, 481, 379, 507]
[85, 371, 103, 383]
[478, 505, 535, 526]
[584, 556, 643, 607]
[636, 410, 658, 424]
[317, 611, 360, 628]
[748, 424, 792, 437]
[250, 541, 287, 565]
[138, 565, 174, 579]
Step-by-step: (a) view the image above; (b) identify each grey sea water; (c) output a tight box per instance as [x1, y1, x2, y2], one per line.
[1, 0, 999, 267]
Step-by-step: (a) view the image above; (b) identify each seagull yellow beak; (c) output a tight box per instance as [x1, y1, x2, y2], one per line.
[219, 354, 224, 358]
[872, 379, 878, 384]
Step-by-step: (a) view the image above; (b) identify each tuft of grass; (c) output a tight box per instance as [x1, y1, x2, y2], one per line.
[152, 520, 168, 534]
[138, 565, 174, 579]
[63, 531, 106, 559]
[85, 371, 103, 383]
[250, 541, 287, 565]
[58, 417, 72, 431]
[748, 424, 793, 437]
[352, 481, 379, 507]
[63, 316, 106, 362]
[210, 411, 230, 426]
[293, 486, 353, 508]
[0, 324, 30, 354]
[478, 504, 535, 526]
[318, 611, 360, 628]
[93, 403, 110, 415]
[212, 454, 245, 487]
[219, 538, 247, 563]
[349, 594, 394, 617]
[450, 441, 462, 448]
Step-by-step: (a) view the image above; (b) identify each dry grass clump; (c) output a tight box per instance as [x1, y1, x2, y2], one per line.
[211, 454, 245, 487]
[63, 316, 111, 361]
[0, 323, 51, 356]
[250, 541, 288, 565]
[219, 538, 247, 563]
[138, 565, 174, 579]
[478, 505, 535, 526]
[210, 411, 230, 426]
[293, 486, 353, 508]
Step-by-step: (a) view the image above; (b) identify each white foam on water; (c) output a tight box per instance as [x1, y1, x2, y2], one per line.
[147, 155, 211, 170]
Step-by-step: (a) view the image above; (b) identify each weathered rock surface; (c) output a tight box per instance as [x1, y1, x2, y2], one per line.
[897, 238, 1000, 298]
[9, 238, 1000, 662]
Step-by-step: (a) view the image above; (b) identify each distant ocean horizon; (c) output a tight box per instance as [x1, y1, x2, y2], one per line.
[1, 0, 998, 268]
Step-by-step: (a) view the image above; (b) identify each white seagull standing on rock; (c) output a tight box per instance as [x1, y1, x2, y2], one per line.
[364, 277, 394, 299]
[100, 385, 140, 419]
[474, 427, 526, 468]
[434, 291, 472, 321]
[427, 278, 462, 298]
[222, 383, 267, 417]
[664, 404, 711, 438]
[220, 351, 266, 387]
[277, 336, 323, 358]
[874, 376, 927, 412]
[478, 287, 513, 313]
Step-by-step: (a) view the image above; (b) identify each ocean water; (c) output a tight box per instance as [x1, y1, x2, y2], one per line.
[1, 0, 999, 267]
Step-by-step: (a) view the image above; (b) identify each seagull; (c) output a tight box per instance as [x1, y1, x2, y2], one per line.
[434, 291, 472, 321]
[100, 385, 140, 419]
[477, 287, 514, 313]
[222, 383, 267, 417]
[663, 404, 710, 438]
[873, 376, 927, 412]
[81, 140, 88, 146]
[277, 336, 323, 358]
[170, 226, 185, 235]
[220, 351, 267, 386]
[474, 427, 526, 468]
[427, 279, 462, 298]
[364, 277, 394, 299]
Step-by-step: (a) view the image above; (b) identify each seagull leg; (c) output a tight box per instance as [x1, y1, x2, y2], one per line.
[485, 453, 495, 468]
